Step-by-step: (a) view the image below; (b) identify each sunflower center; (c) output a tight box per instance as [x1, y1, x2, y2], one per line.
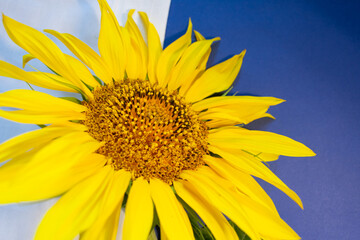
[82, 80, 208, 184]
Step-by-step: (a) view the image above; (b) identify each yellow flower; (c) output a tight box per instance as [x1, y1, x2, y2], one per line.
[0, 0, 315, 240]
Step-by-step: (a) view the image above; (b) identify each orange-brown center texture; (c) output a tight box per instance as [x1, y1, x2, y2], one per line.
[82, 79, 208, 184]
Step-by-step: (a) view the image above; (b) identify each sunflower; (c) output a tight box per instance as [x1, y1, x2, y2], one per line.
[0, 0, 315, 239]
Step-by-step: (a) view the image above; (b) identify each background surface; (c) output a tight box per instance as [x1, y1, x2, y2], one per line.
[165, 0, 360, 239]
[1, 0, 359, 239]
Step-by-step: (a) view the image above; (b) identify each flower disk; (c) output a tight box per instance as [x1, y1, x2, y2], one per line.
[83, 80, 208, 184]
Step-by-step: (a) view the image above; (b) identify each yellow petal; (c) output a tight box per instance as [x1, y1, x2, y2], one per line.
[205, 113, 275, 128]
[21, 52, 100, 88]
[194, 30, 206, 41]
[185, 50, 246, 103]
[81, 170, 131, 240]
[195, 167, 300, 239]
[0, 89, 86, 124]
[0, 123, 86, 163]
[174, 180, 238, 240]
[0, 152, 105, 204]
[167, 38, 220, 91]
[150, 178, 194, 240]
[178, 32, 216, 96]
[34, 166, 113, 240]
[181, 167, 261, 240]
[64, 54, 100, 87]
[123, 177, 154, 240]
[2, 14, 92, 98]
[0, 109, 85, 124]
[229, 188, 300, 239]
[44, 29, 113, 84]
[156, 19, 192, 88]
[120, 23, 143, 80]
[160, 226, 169, 240]
[125, 10, 148, 80]
[0, 60, 78, 92]
[139, 12, 162, 85]
[194, 96, 283, 125]
[204, 118, 240, 128]
[203, 155, 278, 213]
[193, 30, 215, 71]
[98, 204, 122, 240]
[0, 89, 85, 112]
[22, 53, 35, 68]
[208, 127, 316, 157]
[97, 0, 126, 81]
[193, 96, 284, 111]
[209, 145, 303, 208]
[0, 147, 39, 182]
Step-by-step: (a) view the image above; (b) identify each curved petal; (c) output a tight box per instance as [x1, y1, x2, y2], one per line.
[0, 89, 85, 112]
[0, 130, 101, 182]
[64, 54, 100, 87]
[204, 155, 278, 213]
[120, 24, 143, 80]
[2, 14, 92, 98]
[0, 89, 86, 124]
[174, 180, 238, 240]
[81, 204, 121, 240]
[205, 113, 274, 128]
[22, 53, 35, 67]
[150, 178, 194, 240]
[194, 96, 283, 125]
[181, 167, 261, 240]
[186, 167, 300, 240]
[125, 10, 148, 80]
[34, 166, 113, 240]
[81, 170, 131, 240]
[185, 50, 246, 103]
[156, 19, 192, 88]
[123, 177, 154, 240]
[0, 60, 78, 93]
[21, 51, 100, 88]
[97, 0, 126, 81]
[208, 127, 316, 157]
[0, 152, 105, 204]
[230, 188, 300, 239]
[178, 33, 215, 97]
[0, 123, 86, 163]
[44, 29, 113, 84]
[193, 96, 284, 111]
[167, 38, 219, 91]
[139, 12, 162, 85]
[0, 109, 85, 124]
[209, 145, 303, 208]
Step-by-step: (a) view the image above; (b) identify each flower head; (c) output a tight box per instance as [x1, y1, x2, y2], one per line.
[0, 0, 315, 239]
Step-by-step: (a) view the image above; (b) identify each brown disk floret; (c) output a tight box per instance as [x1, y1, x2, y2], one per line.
[82, 79, 208, 184]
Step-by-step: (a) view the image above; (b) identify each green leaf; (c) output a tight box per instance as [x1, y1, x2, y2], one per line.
[177, 196, 215, 240]
[92, 75, 103, 85]
[193, 225, 205, 240]
[81, 80, 94, 91]
[228, 219, 251, 240]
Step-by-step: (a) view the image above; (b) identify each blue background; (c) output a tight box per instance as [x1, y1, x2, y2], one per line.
[165, 0, 360, 239]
